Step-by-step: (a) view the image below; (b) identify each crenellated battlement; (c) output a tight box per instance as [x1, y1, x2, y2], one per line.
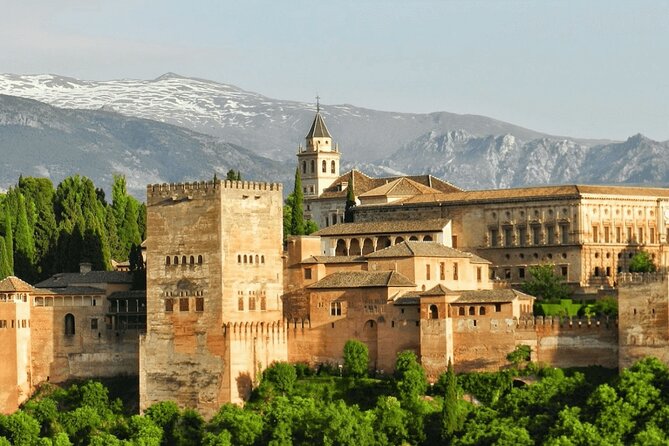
[146, 180, 283, 198]
[222, 320, 287, 336]
[515, 316, 618, 331]
[617, 272, 667, 286]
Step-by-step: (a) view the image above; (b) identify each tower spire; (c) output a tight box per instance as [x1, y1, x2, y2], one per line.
[316, 94, 320, 113]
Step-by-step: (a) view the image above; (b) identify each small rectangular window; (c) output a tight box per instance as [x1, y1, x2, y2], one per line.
[304, 268, 312, 280]
[604, 227, 610, 243]
[616, 227, 622, 243]
[451, 235, 458, 248]
[440, 262, 445, 280]
[165, 299, 174, 312]
[532, 226, 541, 245]
[476, 267, 482, 282]
[561, 266, 568, 277]
[453, 262, 459, 280]
[495, 303, 502, 312]
[195, 297, 204, 312]
[426, 264, 431, 280]
[592, 226, 599, 243]
[546, 225, 555, 245]
[91, 318, 98, 330]
[330, 301, 342, 316]
[560, 224, 569, 244]
[504, 227, 513, 247]
[490, 229, 499, 247]
[519, 267, 525, 279]
[179, 298, 189, 312]
[638, 227, 644, 244]
[518, 226, 527, 247]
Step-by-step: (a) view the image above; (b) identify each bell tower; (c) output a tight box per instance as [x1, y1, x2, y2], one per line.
[297, 98, 341, 199]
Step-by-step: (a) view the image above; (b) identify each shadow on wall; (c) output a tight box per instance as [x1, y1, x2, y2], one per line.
[236, 372, 253, 401]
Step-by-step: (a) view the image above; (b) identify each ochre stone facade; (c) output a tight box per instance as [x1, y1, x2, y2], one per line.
[140, 180, 286, 418]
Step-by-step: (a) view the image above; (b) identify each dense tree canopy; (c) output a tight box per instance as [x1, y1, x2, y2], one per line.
[0, 175, 146, 282]
[629, 251, 656, 273]
[521, 263, 571, 301]
[4, 357, 669, 445]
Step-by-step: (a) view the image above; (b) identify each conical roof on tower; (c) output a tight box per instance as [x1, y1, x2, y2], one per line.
[305, 108, 332, 139]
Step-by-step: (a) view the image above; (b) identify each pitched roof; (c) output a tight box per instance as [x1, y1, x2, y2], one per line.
[394, 184, 669, 207]
[302, 255, 367, 264]
[33, 286, 107, 296]
[0, 276, 35, 293]
[316, 170, 462, 200]
[108, 290, 147, 301]
[313, 218, 450, 237]
[35, 271, 134, 289]
[308, 271, 415, 289]
[422, 284, 453, 296]
[454, 289, 535, 303]
[359, 177, 443, 199]
[305, 112, 332, 139]
[366, 241, 491, 264]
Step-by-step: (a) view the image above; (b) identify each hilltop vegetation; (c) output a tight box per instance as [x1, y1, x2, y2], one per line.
[3, 353, 669, 445]
[0, 175, 145, 283]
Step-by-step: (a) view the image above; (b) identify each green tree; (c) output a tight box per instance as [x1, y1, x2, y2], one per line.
[290, 168, 305, 236]
[261, 362, 297, 395]
[344, 183, 356, 223]
[442, 360, 463, 441]
[0, 411, 41, 446]
[507, 345, 532, 367]
[394, 351, 428, 404]
[0, 238, 11, 279]
[14, 192, 36, 280]
[343, 340, 369, 378]
[225, 170, 241, 181]
[173, 409, 203, 446]
[206, 405, 262, 446]
[3, 205, 13, 274]
[629, 251, 656, 273]
[145, 401, 180, 446]
[304, 220, 319, 235]
[373, 396, 408, 446]
[521, 264, 571, 301]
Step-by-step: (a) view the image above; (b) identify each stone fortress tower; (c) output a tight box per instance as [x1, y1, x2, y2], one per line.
[139, 180, 286, 418]
[297, 99, 341, 200]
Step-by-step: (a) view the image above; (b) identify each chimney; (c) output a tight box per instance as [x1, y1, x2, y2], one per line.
[79, 262, 92, 274]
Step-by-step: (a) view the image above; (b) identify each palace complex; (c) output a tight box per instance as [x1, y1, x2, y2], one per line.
[2, 108, 669, 416]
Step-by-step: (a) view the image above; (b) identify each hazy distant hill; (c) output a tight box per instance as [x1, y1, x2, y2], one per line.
[0, 94, 292, 197]
[1, 73, 668, 193]
[379, 130, 669, 189]
[0, 73, 608, 164]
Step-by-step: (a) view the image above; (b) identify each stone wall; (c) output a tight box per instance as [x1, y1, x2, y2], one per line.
[618, 275, 669, 369]
[141, 180, 286, 418]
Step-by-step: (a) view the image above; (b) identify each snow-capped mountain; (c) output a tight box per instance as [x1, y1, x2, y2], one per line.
[382, 130, 669, 189]
[1, 72, 668, 193]
[0, 73, 597, 163]
[0, 94, 292, 197]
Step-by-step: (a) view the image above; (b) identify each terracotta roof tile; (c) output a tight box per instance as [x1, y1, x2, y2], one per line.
[302, 256, 367, 264]
[308, 271, 415, 289]
[367, 241, 491, 263]
[316, 170, 462, 200]
[454, 289, 535, 303]
[313, 218, 450, 237]
[422, 284, 453, 296]
[359, 177, 443, 198]
[0, 276, 35, 293]
[33, 286, 107, 295]
[35, 271, 134, 288]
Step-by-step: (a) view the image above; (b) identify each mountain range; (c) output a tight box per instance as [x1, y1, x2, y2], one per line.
[0, 72, 668, 195]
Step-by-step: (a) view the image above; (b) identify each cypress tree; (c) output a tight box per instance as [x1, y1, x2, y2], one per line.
[344, 178, 356, 223]
[14, 193, 36, 280]
[0, 237, 11, 279]
[441, 360, 460, 441]
[4, 204, 13, 273]
[290, 168, 305, 236]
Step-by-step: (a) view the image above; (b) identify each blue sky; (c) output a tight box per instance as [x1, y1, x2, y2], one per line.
[2, 0, 668, 141]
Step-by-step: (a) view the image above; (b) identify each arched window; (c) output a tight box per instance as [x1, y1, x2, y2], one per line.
[261, 255, 265, 264]
[198, 255, 203, 264]
[423, 235, 433, 241]
[429, 305, 439, 319]
[255, 255, 259, 264]
[260, 294, 267, 310]
[237, 255, 241, 263]
[302, 161, 307, 173]
[174, 256, 179, 265]
[331, 160, 336, 173]
[181, 256, 187, 265]
[479, 306, 486, 315]
[190, 256, 195, 265]
[322, 160, 327, 173]
[166, 256, 171, 266]
[65, 313, 75, 336]
[468, 306, 475, 316]
[244, 255, 248, 264]
[458, 307, 465, 316]
[249, 297, 256, 311]
[250, 255, 253, 264]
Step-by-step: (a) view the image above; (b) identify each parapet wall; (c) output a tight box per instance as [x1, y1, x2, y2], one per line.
[146, 180, 283, 198]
